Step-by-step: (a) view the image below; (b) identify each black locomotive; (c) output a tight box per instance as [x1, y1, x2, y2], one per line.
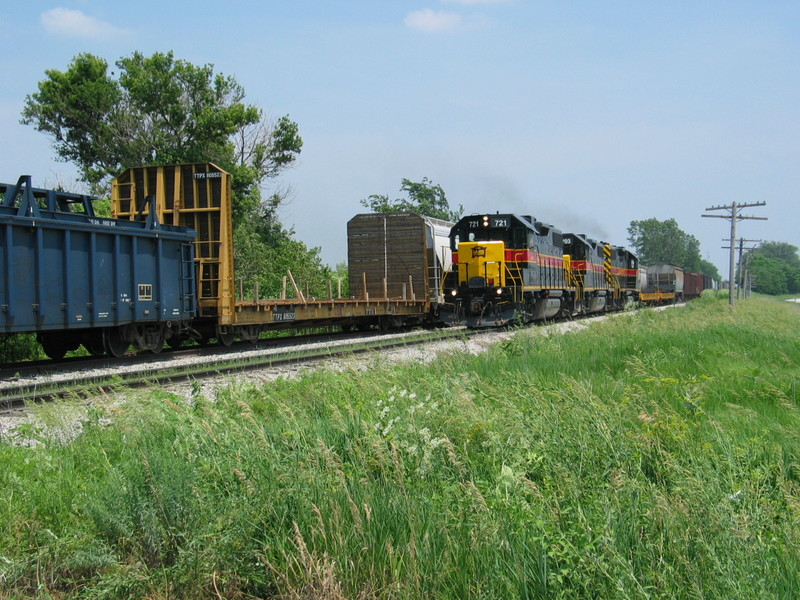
[441, 213, 640, 327]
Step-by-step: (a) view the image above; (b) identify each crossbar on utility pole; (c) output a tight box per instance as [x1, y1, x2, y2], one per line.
[702, 202, 767, 307]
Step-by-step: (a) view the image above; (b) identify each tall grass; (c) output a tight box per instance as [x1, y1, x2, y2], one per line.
[1, 295, 798, 599]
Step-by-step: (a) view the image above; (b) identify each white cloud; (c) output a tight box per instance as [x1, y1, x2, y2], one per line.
[41, 8, 129, 39]
[405, 9, 463, 33]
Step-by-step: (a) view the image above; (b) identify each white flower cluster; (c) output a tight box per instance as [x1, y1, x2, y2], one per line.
[375, 386, 448, 475]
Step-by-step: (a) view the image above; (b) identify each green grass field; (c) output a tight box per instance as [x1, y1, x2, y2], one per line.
[1, 293, 798, 599]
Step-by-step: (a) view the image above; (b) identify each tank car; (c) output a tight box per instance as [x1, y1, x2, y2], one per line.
[0, 176, 197, 358]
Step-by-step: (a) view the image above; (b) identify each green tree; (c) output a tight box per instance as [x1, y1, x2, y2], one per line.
[21, 51, 302, 216]
[698, 259, 721, 281]
[749, 255, 789, 295]
[757, 241, 800, 267]
[21, 51, 336, 311]
[234, 215, 334, 301]
[361, 178, 463, 222]
[745, 242, 800, 295]
[627, 218, 702, 271]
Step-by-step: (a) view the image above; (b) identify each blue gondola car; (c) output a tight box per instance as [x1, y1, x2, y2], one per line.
[0, 176, 197, 358]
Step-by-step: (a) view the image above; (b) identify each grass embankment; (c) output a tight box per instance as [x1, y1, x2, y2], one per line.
[1, 294, 799, 599]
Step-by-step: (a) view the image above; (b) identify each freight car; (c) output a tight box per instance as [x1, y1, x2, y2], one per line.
[347, 212, 452, 329]
[112, 164, 450, 343]
[640, 263, 684, 303]
[641, 263, 717, 302]
[0, 176, 197, 358]
[440, 213, 639, 328]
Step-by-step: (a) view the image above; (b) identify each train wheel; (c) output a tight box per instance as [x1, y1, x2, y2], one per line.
[149, 333, 165, 354]
[218, 331, 236, 347]
[103, 328, 129, 358]
[239, 326, 261, 343]
[39, 334, 67, 360]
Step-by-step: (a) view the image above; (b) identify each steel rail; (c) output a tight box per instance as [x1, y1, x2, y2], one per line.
[0, 327, 477, 411]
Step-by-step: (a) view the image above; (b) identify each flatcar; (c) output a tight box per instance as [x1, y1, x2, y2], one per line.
[347, 212, 452, 329]
[0, 176, 197, 358]
[113, 164, 452, 342]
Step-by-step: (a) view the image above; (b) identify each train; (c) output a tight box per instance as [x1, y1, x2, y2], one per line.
[0, 163, 717, 359]
[440, 213, 640, 327]
[439, 214, 717, 327]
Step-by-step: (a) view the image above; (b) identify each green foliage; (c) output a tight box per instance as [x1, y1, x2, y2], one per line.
[20, 53, 122, 190]
[361, 177, 463, 222]
[627, 217, 703, 272]
[698, 257, 721, 281]
[21, 51, 302, 209]
[234, 216, 336, 300]
[758, 241, 800, 267]
[747, 242, 800, 295]
[22, 51, 254, 191]
[0, 333, 44, 362]
[750, 255, 790, 295]
[2, 296, 799, 598]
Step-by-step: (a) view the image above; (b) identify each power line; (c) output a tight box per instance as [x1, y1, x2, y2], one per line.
[702, 202, 767, 307]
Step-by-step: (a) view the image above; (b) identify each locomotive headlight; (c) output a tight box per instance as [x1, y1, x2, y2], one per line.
[450, 289, 457, 296]
[482, 215, 489, 227]
[496, 287, 504, 295]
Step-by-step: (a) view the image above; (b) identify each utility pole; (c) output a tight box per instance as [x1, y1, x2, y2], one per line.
[721, 238, 761, 299]
[702, 202, 767, 307]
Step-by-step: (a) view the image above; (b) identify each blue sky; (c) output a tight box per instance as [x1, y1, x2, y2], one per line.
[2, 1, 797, 274]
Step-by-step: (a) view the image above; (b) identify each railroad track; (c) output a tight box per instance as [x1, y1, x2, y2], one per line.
[0, 327, 477, 412]
[0, 304, 682, 415]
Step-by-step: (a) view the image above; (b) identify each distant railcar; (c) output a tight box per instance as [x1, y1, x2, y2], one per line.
[640, 263, 684, 303]
[684, 271, 704, 299]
